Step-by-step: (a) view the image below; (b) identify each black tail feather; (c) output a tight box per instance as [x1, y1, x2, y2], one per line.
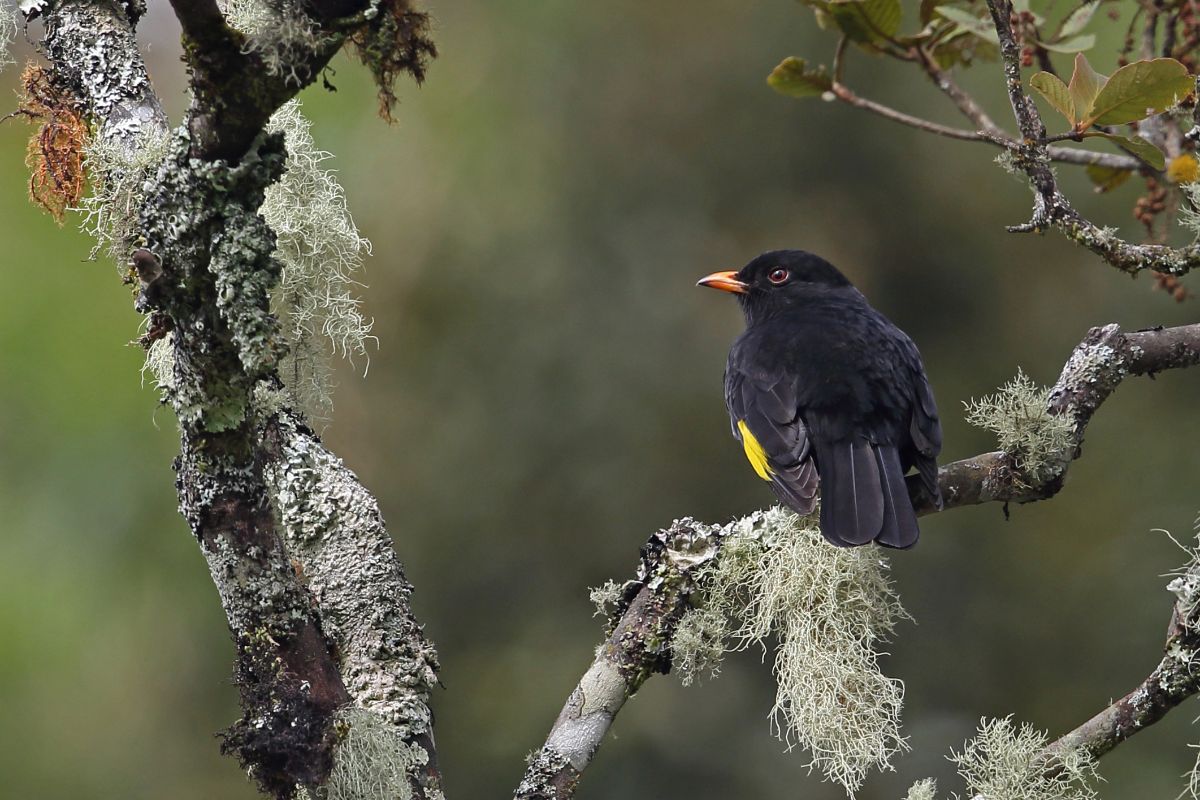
[817, 439, 884, 546]
[874, 445, 919, 549]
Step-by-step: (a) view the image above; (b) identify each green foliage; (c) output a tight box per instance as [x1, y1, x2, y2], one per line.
[951, 717, 1098, 800]
[673, 507, 911, 794]
[1084, 163, 1133, 193]
[1081, 130, 1166, 170]
[767, 57, 832, 99]
[1031, 54, 1192, 132]
[1089, 58, 1193, 126]
[933, 6, 999, 44]
[826, 0, 902, 46]
[1030, 71, 1075, 123]
[963, 368, 1075, 484]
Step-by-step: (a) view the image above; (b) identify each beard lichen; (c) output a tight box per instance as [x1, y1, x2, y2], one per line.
[903, 777, 938, 800]
[220, 0, 334, 86]
[264, 100, 374, 421]
[80, 125, 171, 265]
[672, 506, 911, 795]
[963, 368, 1074, 485]
[1, 6, 15, 70]
[950, 717, 1098, 800]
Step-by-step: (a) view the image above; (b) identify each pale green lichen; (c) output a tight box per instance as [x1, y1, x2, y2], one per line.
[588, 579, 622, 618]
[220, 0, 333, 85]
[313, 707, 438, 800]
[964, 368, 1074, 484]
[142, 332, 175, 392]
[950, 717, 1098, 800]
[1165, 515, 1200, 621]
[673, 507, 910, 794]
[264, 100, 374, 421]
[133, 103, 372, 421]
[671, 604, 727, 685]
[79, 126, 171, 265]
[902, 777, 937, 800]
[1, 5, 15, 71]
[1180, 182, 1200, 239]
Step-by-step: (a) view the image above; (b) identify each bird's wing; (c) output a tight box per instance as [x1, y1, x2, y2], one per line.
[907, 356, 943, 506]
[725, 366, 819, 516]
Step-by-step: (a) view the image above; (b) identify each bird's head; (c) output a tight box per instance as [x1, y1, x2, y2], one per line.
[697, 250, 854, 323]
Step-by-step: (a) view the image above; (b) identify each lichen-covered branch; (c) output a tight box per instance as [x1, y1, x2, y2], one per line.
[27, 1, 441, 797]
[520, 322, 1200, 799]
[515, 519, 723, 800]
[31, 0, 166, 148]
[982, 0, 1200, 276]
[964, 537, 1200, 799]
[910, 322, 1200, 514]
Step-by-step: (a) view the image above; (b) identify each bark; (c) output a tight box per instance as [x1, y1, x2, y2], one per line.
[28, 2, 440, 797]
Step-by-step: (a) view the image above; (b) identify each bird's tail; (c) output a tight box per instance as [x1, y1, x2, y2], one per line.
[815, 439, 919, 549]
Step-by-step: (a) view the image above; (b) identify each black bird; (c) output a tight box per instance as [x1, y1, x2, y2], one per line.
[698, 250, 941, 549]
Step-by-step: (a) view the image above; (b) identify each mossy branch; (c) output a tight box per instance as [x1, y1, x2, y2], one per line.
[518, 322, 1200, 800]
[25, 1, 441, 797]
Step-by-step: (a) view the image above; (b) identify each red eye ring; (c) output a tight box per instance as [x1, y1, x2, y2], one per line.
[768, 268, 789, 284]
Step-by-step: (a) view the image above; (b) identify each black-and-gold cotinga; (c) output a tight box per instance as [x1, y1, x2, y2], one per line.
[699, 250, 942, 549]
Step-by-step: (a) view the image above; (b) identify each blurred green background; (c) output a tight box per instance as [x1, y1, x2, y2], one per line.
[2, 2, 1199, 798]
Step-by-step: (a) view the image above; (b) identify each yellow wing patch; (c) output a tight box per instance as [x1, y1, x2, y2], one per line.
[737, 419, 774, 481]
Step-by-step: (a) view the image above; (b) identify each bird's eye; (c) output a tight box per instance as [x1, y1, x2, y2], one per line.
[768, 268, 790, 285]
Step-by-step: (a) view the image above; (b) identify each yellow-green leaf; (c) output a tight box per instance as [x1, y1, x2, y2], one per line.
[1068, 53, 1106, 128]
[1084, 164, 1133, 193]
[1030, 72, 1075, 124]
[828, 0, 903, 44]
[1058, 1, 1098, 39]
[1081, 131, 1166, 170]
[1085, 58, 1193, 126]
[1038, 34, 1095, 53]
[767, 57, 833, 99]
[934, 5, 1000, 43]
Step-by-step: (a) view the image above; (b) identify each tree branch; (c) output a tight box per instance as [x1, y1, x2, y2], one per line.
[29, 2, 441, 797]
[828, 79, 1142, 171]
[515, 520, 722, 800]
[983, 0, 1200, 275]
[517, 322, 1200, 799]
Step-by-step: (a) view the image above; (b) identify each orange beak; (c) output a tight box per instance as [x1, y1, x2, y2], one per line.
[696, 270, 748, 295]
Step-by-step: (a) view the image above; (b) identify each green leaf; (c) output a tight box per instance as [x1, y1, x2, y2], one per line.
[1084, 164, 1133, 193]
[1085, 58, 1193, 126]
[1067, 53, 1106, 128]
[934, 6, 1000, 44]
[1058, 1, 1098, 38]
[1030, 72, 1076, 124]
[767, 57, 833, 99]
[1081, 131, 1166, 169]
[1037, 34, 1095, 53]
[828, 0, 903, 44]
